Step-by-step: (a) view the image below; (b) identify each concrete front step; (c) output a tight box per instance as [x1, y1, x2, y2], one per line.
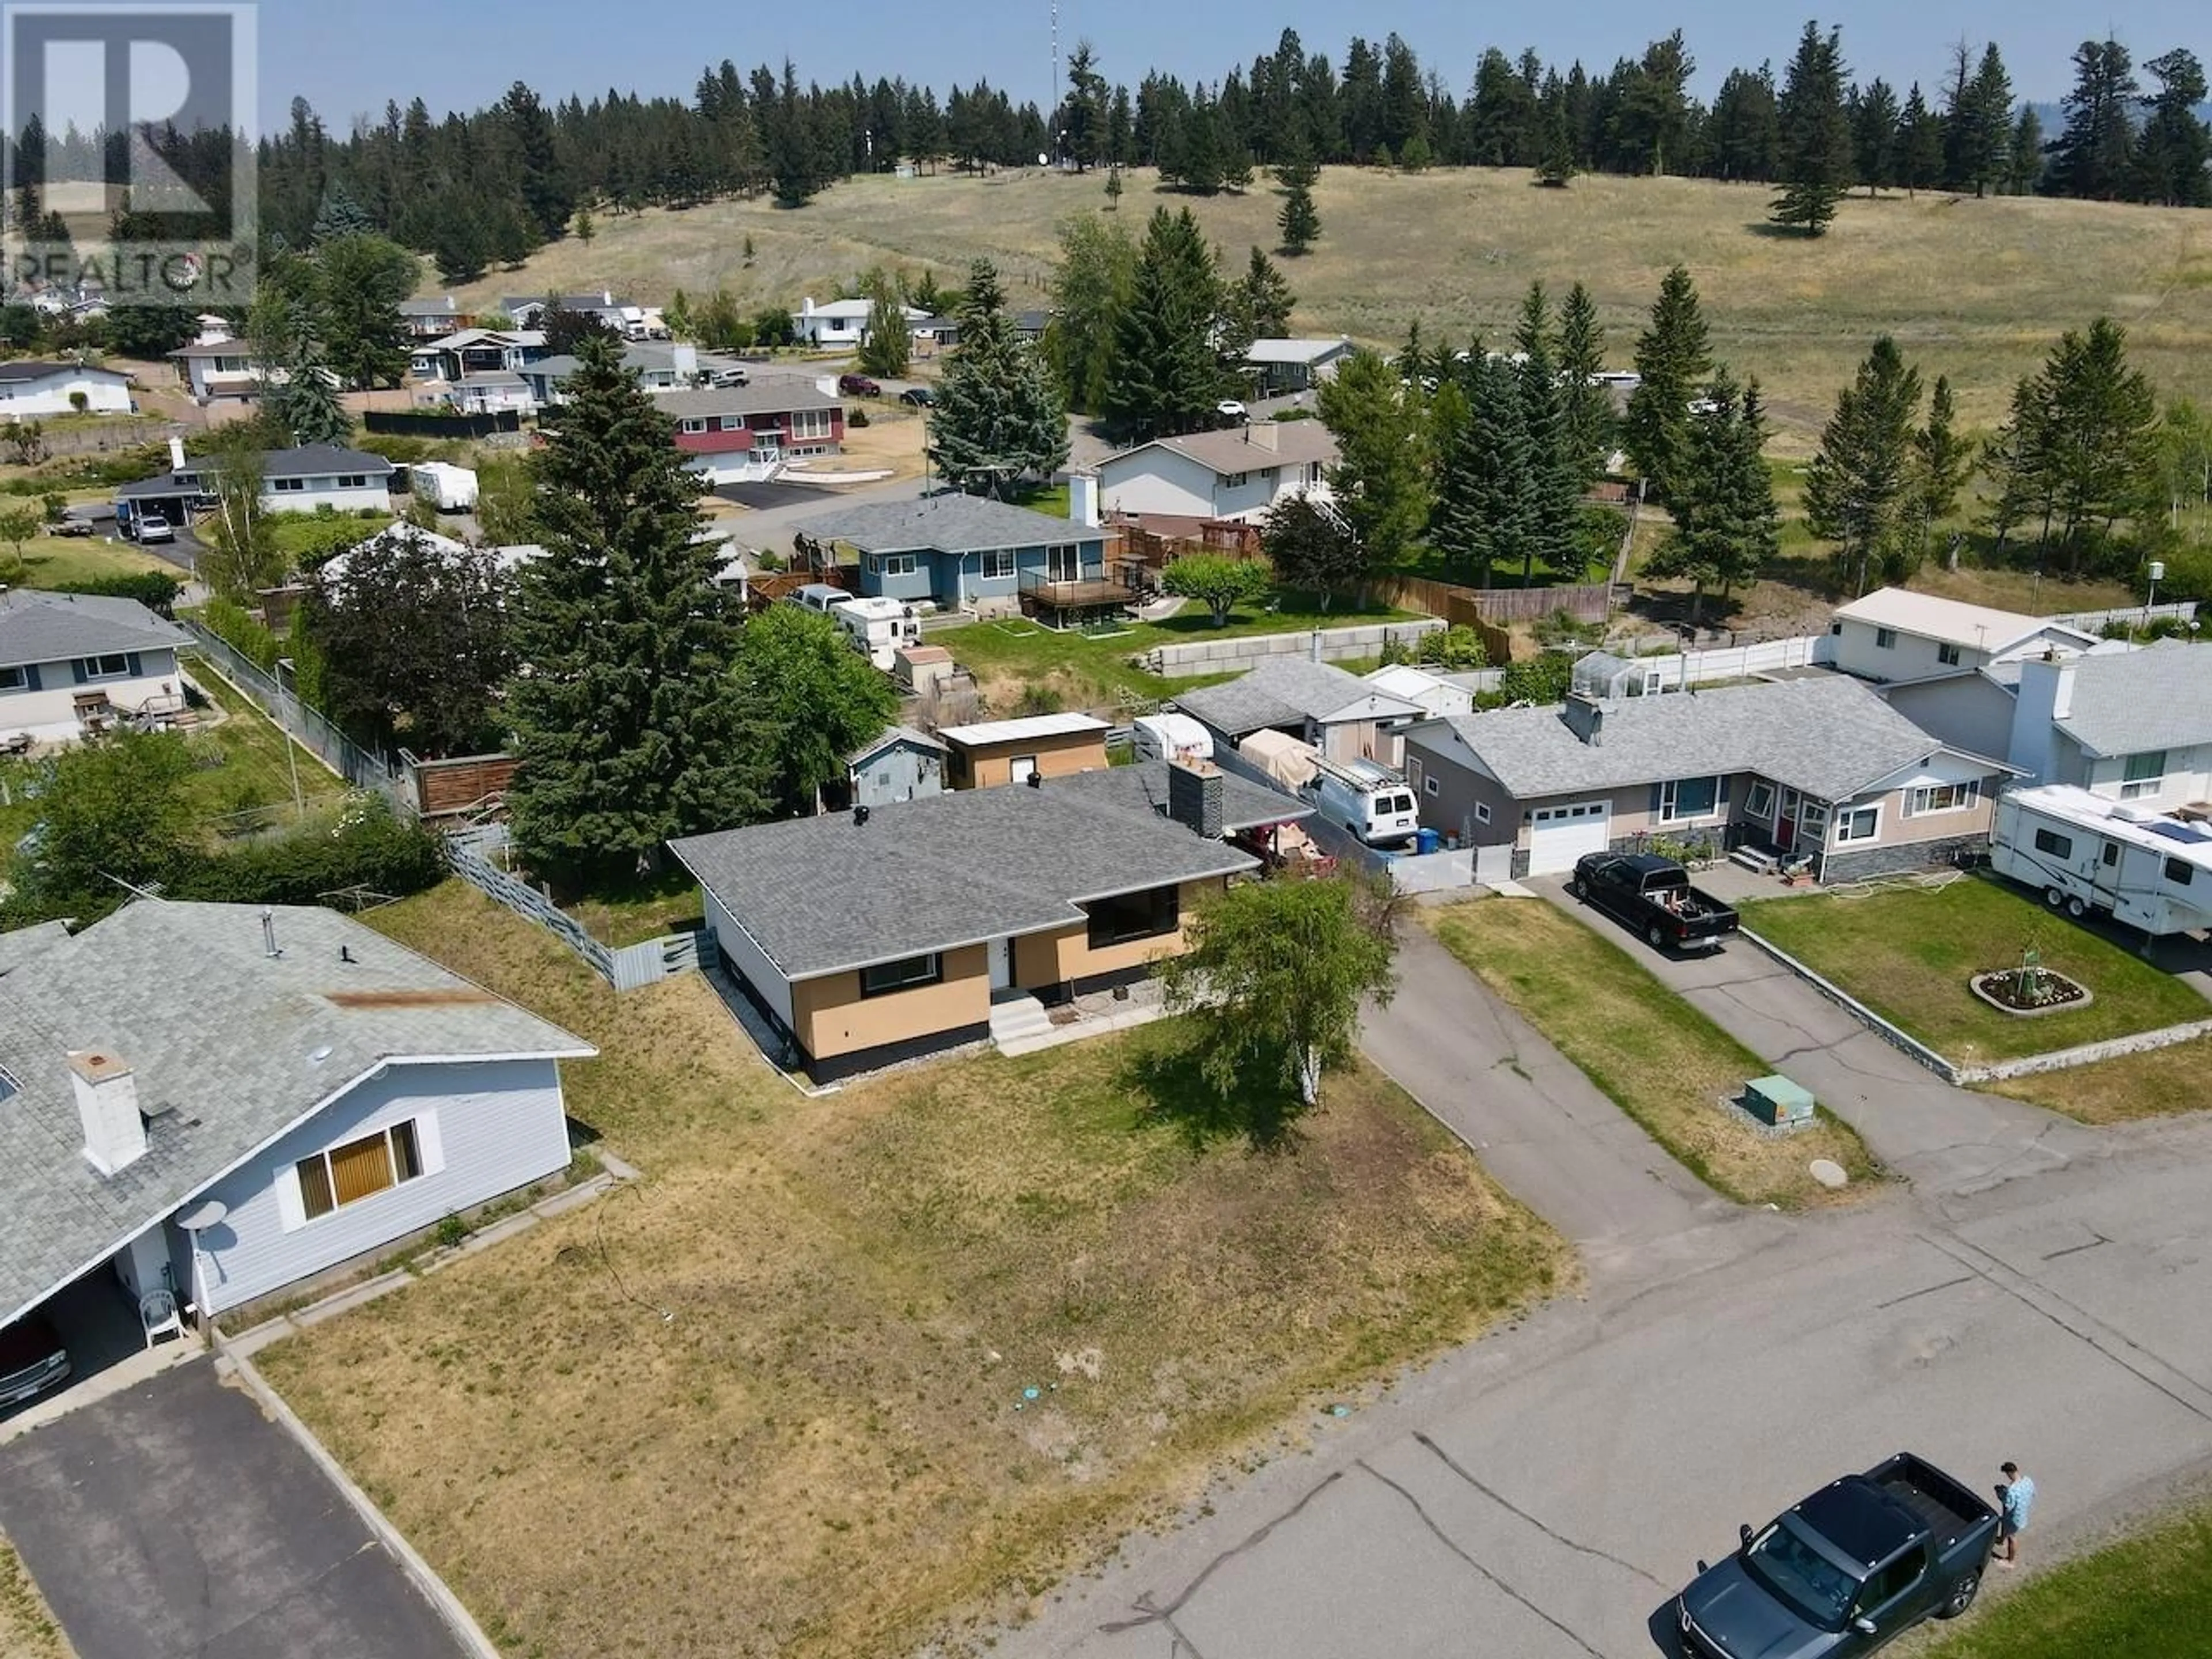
[989, 994, 1054, 1044]
[1729, 847, 1779, 873]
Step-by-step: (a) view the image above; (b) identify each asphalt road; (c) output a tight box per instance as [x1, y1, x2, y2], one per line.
[0, 1358, 464, 1659]
[988, 899, 2212, 1659]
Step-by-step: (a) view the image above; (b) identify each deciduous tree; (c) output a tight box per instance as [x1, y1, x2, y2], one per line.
[1046, 213, 1136, 415]
[730, 604, 899, 814]
[1260, 494, 1366, 609]
[10, 732, 196, 916]
[1162, 552, 1271, 624]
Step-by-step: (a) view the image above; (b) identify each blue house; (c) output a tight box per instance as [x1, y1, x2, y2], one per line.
[792, 493, 1111, 619]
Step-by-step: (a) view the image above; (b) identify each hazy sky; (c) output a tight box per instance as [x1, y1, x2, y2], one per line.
[262, 1, 2204, 133]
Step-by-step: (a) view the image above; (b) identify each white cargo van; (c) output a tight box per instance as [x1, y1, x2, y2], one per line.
[1310, 756, 1419, 848]
[1132, 712, 1214, 764]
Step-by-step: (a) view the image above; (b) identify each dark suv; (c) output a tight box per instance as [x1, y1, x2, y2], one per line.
[837, 373, 881, 397]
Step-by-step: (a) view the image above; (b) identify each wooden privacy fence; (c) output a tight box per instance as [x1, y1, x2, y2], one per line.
[403, 749, 520, 818]
[1373, 575, 1619, 631]
[445, 840, 714, 992]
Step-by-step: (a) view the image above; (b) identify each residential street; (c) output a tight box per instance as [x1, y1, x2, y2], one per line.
[986, 900, 2212, 1659]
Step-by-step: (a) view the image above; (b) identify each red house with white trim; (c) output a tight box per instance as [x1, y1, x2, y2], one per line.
[658, 384, 844, 484]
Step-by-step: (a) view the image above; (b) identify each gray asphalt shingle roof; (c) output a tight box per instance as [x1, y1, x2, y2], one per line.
[670, 779, 1256, 980]
[0, 589, 190, 671]
[116, 445, 395, 500]
[796, 493, 1104, 556]
[0, 359, 130, 382]
[2050, 644, 2212, 757]
[1411, 673, 1982, 801]
[655, 384, 839, 419]
[0, 901, 594, 1328]
[1050, 760, 1313, 835]
[1172, 657, 1424, 737]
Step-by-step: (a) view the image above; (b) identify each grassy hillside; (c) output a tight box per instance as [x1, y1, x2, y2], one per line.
[446, 166, 2212, 440]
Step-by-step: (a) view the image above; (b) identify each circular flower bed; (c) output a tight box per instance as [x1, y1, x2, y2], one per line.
[1969, 966, 2093, 1017]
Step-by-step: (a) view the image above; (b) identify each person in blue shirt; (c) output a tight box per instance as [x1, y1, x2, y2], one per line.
[1994, 1461, 2036, 1567]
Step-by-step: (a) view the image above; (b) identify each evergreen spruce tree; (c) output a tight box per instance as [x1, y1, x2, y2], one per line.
[2133, 50, 2212, 207]
[1623, 264, 1711, 502]
[1432, 353, 1535, 589]
[310, 185, 377, 243]
[927, 258, 1070, 494]
[1804, 336, 1923, 593]
[2008, 107, 2046, 195]
[1899, 82, 1945, 195]
[1277, 158, 1321, 255]
[2040, 317, 2160, 569]
[1646, 369, 1778, 624]
[857, 279, 911, 377]
[1943, 44, 2016, 196]
[1103, 206, 1224, 438]
[1554, 281, 1614, 488]
[1850, 78, 1900, 194]
[1907, 375, 1974, 558]
[1513, 284, 1585, 580]
[1219, 247, 1296, 359]
[1769, 22, 1853, 236]
[271, 349, 350, 448]
[506, 332, 765, 884]
[2047, 39, 2138, 201]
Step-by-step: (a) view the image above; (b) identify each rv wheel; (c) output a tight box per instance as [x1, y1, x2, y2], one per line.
[2044, 887, 2065, 908]
[2067, 896, 2088, 919]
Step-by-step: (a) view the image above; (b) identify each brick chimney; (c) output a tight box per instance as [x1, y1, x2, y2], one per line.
[1166, 755, 1225, 839]
[1562, 691, 1605, 747]
[70, 1049, 147, 1176]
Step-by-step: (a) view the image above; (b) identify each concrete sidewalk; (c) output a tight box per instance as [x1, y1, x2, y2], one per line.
[1531, 880, 2106, 1196]
[1361, 921, 1746, 1283]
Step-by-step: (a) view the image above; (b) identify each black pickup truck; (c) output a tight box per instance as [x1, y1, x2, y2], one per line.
[1666, 1453, 1998, 1659]
[1570, 852, 1741, 952]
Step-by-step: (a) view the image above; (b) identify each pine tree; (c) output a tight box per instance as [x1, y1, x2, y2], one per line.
[1770, 22, 1852, 236]
[2007, 108, 2046, 195]
[1315, 348, 1430, 563]
[1907, 375, 1974, 558]
[271, 349, 350, 448]
[1221, 246, 1296, 357]
[1277, 154, 1321, 254]
[2133, 49, 2212, 207]
[1514, 284, 1585, 580]
[506, 332, 765, 884]
[1645, 369, 1777, 624]
[857, 280, 911, 377]
[1554, 281, 1614, 488]
[1942, 43, 2015, 196]
[1433, 353, 1535, 588]
[2047, 39, 2138, 201]
[1804, 335, 1923, 594]
[1104, 206, 1224, 438]
[1623, 264, 1711, 502]
[1851, 77, 1900, 194]
[927, 258, 1070, 494]
[2040, 317, 2160, 567]
[1899, 82, 1945, 195]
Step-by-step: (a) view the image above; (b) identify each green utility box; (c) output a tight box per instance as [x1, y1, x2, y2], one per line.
[1742, 1074, 1815, 1128]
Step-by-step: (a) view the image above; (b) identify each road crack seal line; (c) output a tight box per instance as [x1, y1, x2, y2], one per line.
[1355, 1459, 1606, 1658]
[1921, 1232, 2212, 1424]
[1875, 1274, 1976, 1309]
[1096, 1472, 1344, 1641]
[1412, 1431, 1671, 1592]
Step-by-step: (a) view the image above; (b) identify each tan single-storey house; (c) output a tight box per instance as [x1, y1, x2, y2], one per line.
[937, 713, 1111, 789]
[671, 759, 1309, 1081]
[1403, 675, 2018, 881]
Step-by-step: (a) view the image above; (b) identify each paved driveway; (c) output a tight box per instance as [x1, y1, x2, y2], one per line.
[0, 1358, 465, 1659]
[1530, 880, 2107, 1195]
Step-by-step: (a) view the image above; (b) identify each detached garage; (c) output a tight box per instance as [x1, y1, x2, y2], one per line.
[1527, 801, 1612, 874]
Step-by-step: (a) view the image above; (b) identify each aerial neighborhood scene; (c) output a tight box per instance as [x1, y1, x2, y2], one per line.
[7, 1, 2212, 1654]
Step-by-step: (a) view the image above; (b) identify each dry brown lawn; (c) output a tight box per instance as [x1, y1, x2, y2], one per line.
[446, 166, 2212, 438]
[1990, 1037, 2212, 1126]
[0, 1535, 72, 1659]
[255, 882, 1569, 1658]
[1429, 898, 1885, 1208]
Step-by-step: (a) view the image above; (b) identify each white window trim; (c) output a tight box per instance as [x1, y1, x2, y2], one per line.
[2119, 750, 2169, 800]
[1907, 781, 1980, 817]
[1423, 775, 1439, 796]
[1659, 775, 1722, 823]
[275, 1111, 444, 1232]
[79, 653, 131, 681]
[1833, 804, 1880, 844]
[980, 549, 1015, 581]
[1937, 642, 1962, 666]
[1474, 801, 1491, 824]
[1744, 779, 1776, 821]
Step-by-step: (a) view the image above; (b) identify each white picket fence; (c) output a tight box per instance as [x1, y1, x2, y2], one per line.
[2048, 600, 2199, 634]
[1605, 632, 1838, 692]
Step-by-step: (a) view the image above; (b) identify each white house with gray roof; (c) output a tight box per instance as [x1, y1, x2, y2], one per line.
[1096, 421, 1339, 524]
[2004, 646, 2212, 811]
[0, 589, 191, 745]
[115, 442, 396, 529]
[0, 901, 594, 1346]
[1170, 656, 1426, 767]
[671, 759, 1305, 1081]
[1404, 674, 2017, 880]
[1830, 588, 2101, 684]
[0, 359, 134, 418]
[795, 493, 1108, 615]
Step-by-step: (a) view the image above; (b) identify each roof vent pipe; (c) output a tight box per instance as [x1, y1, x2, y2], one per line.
[261, 907, 281, 957]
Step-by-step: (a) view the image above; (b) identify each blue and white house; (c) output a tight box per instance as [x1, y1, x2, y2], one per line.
[0, 902, 596, 1343]
[793, 493, 1109, 618]
[0, 589, 191, 744]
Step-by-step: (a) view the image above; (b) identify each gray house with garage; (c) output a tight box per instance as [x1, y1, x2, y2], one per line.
[1403, 675, 2017, 881]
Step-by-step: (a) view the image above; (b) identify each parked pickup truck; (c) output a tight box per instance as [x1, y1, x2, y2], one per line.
[1670, 1453, 1998, 1659]
[1570, 852, 1740, 951]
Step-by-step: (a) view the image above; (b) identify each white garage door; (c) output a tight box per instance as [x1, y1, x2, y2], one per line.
[1527, 800, 1612, 874]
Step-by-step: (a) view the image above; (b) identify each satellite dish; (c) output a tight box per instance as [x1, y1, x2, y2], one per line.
[176, 1199, 228, 1231]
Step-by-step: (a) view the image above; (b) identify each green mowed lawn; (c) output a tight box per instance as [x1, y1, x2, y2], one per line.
[1922, 1503, 2212, 1659]
[1741, 878, 2210, 1064]
[3, 532, 178, 590]
[1429, 899, 1883, 1209]
[935, 592, 1418, 709]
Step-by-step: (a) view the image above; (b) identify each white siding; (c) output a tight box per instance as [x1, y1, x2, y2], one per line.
[188, 1057, 571, 1313]
[1098, 448, 1219, 518]
[705, 889, 794, 1026]
[0, 373, 134, 416]
[1831, 620, 1989, 683]
[263, 478, 392, 514]
[0, 648, 185, 743]
[2082, 743, 2212, 808]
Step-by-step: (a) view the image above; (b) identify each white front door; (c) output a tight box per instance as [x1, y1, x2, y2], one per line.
[988, 937, 1012, 991]
[1527, 800, 1612, 874]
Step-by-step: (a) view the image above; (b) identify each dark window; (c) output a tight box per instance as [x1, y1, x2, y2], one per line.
[2103, 842, 2120, 868]
[0, 665, 23, 691]
[2033, 828, 2074, 858]
[1937, 642, 1962, 666]
[1085, 885, 1180, 949]
[1874, 627, 1898, 650]
[2168, 858, 2195, 888]
[860, 953, 942, 997]
[1859, 1552, 1924, 1612]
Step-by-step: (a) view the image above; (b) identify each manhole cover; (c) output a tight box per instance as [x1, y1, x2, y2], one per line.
[1809, 1159, 1849, 1190]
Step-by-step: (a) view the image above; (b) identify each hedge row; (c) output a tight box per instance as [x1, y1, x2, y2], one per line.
[169, 798, 447, 907]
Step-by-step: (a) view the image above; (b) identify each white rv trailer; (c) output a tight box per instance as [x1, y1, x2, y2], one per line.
[827, 594, 921, 672]
[1990, 785, 2212, 938]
